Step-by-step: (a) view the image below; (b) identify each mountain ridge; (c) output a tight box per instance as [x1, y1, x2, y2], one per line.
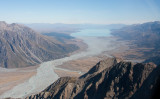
[26, 58, 160, 99]
[111, 21, 160, 65]
[0, 21, 79, 68]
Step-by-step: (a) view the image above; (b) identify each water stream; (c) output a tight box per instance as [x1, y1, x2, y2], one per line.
[0, 29, 121, 98]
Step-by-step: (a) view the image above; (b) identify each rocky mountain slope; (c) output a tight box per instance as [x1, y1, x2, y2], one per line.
[111, 21, 160, 48]
[111, 21, 160, 65]
[26, 58, 160, 99]
[0, 21, 79, 68]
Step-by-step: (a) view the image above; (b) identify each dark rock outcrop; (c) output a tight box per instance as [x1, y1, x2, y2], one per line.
[0, 21, 79, 68]
[26, 58, 160, 99]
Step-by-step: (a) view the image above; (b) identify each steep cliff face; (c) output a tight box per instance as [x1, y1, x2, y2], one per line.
[0, 21, 79, 68]
[27, 58, 160, 99]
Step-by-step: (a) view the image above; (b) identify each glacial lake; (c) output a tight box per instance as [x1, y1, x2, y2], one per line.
[71, 29, 111, 37]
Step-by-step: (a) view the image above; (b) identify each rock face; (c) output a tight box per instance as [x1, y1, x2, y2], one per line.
[26, 58, 160, 99]
[0, 21, 79, 68]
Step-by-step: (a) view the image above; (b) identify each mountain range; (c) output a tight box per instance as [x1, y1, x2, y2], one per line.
[26, 21, 160, 99]
[0, 21, 79, 68]
[25, 23, 125, 34]
[1, 21, 160, 98]
[26, 58, 160, 99]
[111, 21, 160, 65]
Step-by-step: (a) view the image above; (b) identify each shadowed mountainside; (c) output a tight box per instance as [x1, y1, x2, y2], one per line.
[111, 21, 160, 65]
[0, 21, 79, 68]
[26, 58, 160, 99]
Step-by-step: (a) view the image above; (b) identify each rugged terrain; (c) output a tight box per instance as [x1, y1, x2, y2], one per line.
[0, 21, 79, 68]
[111, 21, 160, 65]
[26, 58, 160, 99]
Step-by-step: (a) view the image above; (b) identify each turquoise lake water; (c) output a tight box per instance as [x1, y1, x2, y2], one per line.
[71, 29, 111, 37]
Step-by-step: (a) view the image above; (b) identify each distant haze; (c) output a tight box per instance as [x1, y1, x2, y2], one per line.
[25, 23, 126, 34]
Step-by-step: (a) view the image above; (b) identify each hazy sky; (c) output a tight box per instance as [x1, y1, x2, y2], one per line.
[0, 0, 160, 24]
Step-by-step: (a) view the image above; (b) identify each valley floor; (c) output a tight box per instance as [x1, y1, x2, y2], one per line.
[0, 66, 38, 96]
[0, 36, 145, 98]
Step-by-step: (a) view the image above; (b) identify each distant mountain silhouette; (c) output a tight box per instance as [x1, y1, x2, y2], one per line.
[25, 23, 125, 33]
[111, 21, 160, 65]
[0, 21, 79, 68]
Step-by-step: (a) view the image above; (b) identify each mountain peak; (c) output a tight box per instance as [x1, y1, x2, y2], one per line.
[26, 58, 160, 99]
